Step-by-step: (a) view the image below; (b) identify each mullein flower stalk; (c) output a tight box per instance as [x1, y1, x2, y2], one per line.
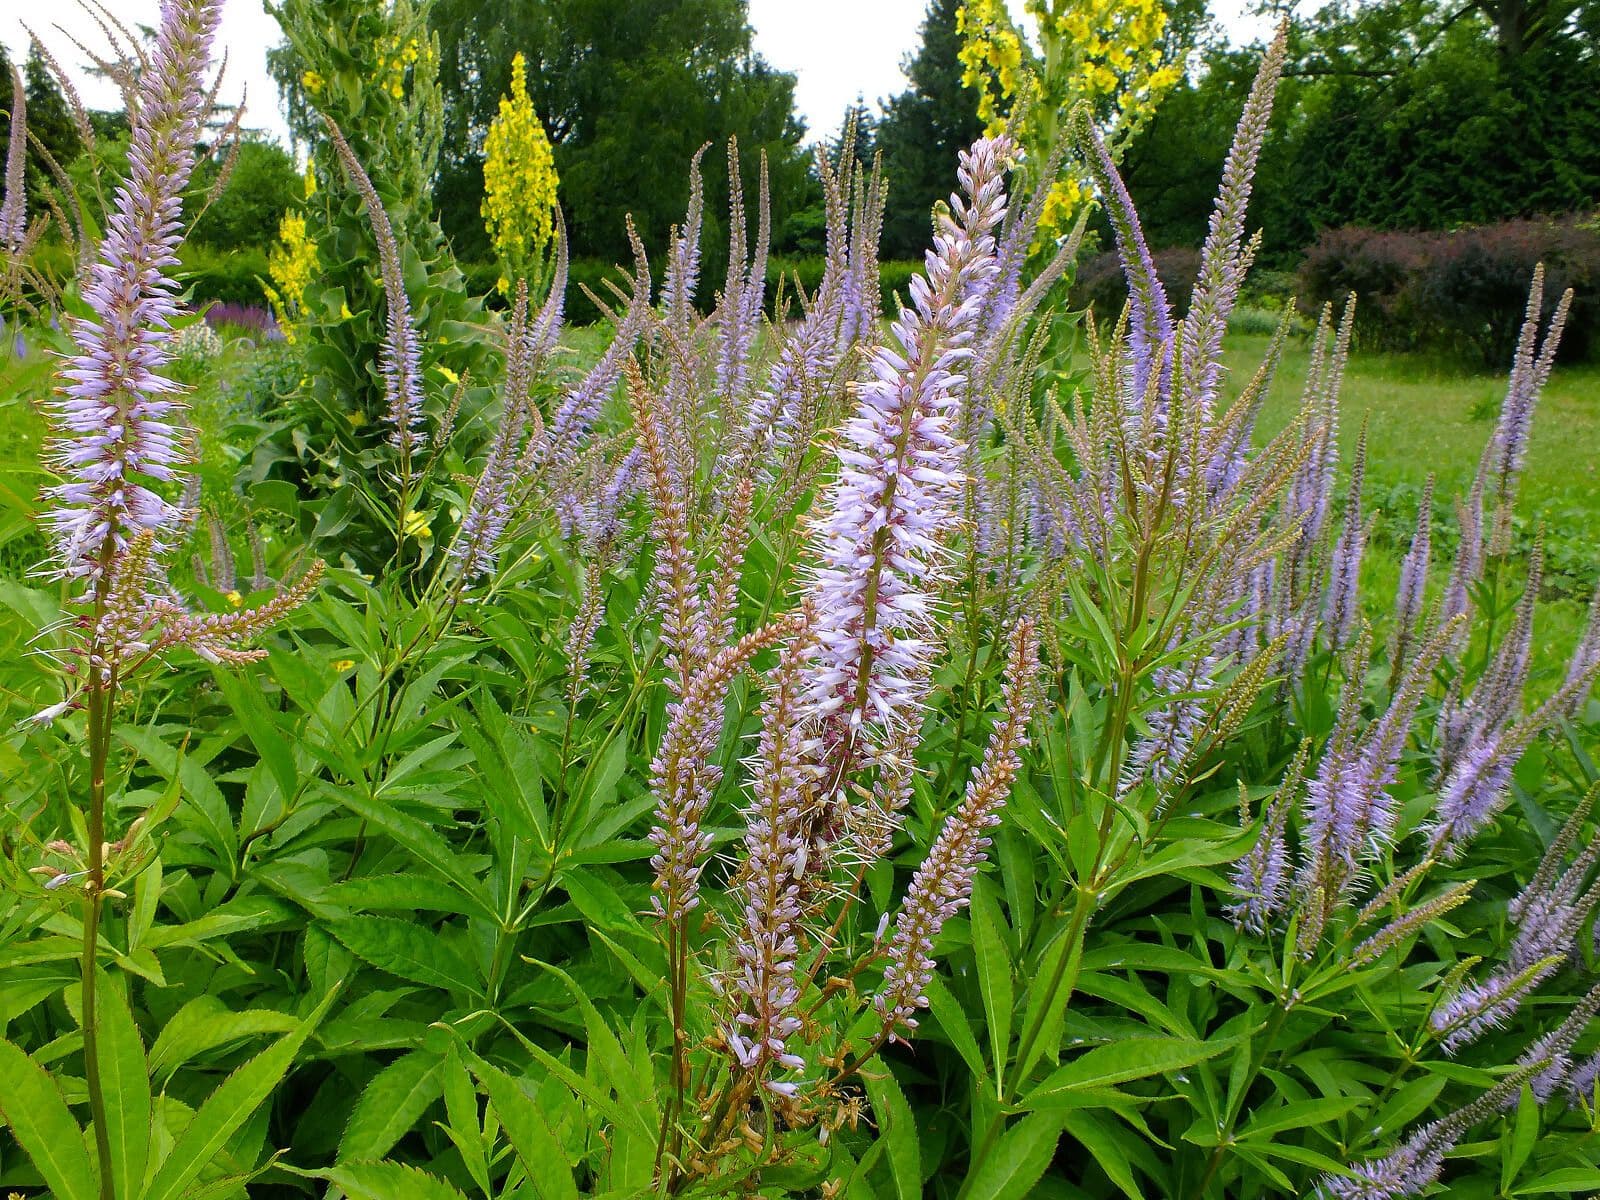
[0, 64, 26, 251]
[800, 134, 1011, 771]
[325, 119, 426, 473]
[873, 616, 1038, 1040]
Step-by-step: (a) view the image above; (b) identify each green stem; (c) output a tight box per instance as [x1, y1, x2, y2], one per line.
[83, 674, 115, 1200]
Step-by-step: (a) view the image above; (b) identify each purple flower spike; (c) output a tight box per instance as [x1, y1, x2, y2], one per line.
[44, 0, 221, 582]
[0, 64, 26, 250]
[801, 135, 1012, 762]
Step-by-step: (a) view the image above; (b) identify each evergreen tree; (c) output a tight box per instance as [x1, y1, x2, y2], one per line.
[875, 0, 984, 261]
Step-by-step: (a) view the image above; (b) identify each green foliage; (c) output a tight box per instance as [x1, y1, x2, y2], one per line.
[1120, 2, 1600, 263]
[190, 138, 303, 250]
[264, 0, 498, 567]
[427, 0, 814, 270]
[876, 0, 987, 261]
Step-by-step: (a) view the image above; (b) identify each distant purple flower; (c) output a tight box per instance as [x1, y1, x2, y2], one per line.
[43, 0, 220, 581]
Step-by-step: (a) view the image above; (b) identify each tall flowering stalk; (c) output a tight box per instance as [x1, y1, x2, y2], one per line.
[325, 119, 427, 478]
[46, 5, 220, 579]
[0, 63, 25, 251]
[27, 5, 300, 1198]
[874, 615, 1039, 1041]
[726, 618, 822, 1097]
[801, 134, 1012, 779]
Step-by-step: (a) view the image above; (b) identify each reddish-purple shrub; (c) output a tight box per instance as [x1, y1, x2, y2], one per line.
[1299, 216, 1598, 363]
[202, 301, 283, 340]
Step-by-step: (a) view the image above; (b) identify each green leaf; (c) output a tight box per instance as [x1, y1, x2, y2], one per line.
[960, 1111, 1067, 1200]
[315, 1161, 471, 1200]
[1238, 1096, 1363, 1142]
[96, 978, 152, 1199]
[1516, 1167, 1600, 1194]
[863, 1067, 921, 1200]
[326, 916, 484, 997]
[971, 881, 1014, 1084]
[339, 1050, 444, 1162]
[1503, 1085, 1539, 1192]
[924, 975, 988, 1081]
[334, 791, 499, 923]
[1062, 1112, 1142, 1200]
[140, 989, 338, 1200]
[1024, 1037, 1232, 1107]
[478, 1062, 580, 1200]
[441, 1044, 488, 1196]
[0, 1038, 98, 1200]
[147, 996, 299, 1082]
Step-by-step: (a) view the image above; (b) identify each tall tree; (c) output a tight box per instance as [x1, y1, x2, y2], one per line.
[875, 0, 984, 261]
[428, 0, 810, 267]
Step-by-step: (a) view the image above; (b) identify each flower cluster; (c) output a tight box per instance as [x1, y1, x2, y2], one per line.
[44, 0, 222, 581]
[481, 51, 560, 289]
[800, 134, 1012, 768]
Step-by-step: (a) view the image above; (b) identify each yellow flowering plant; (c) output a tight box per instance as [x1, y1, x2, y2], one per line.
[263, 167, 319, 342]
[481, 52, 561, 292]
[958, 0, 1184, 232]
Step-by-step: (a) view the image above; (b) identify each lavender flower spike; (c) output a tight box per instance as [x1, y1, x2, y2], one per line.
[802, 134, 1011, 759]
[875, 616, 1038, 1040]
[727, 619, 822, 1093]
[326, 120, 426, 464]
[450, 284, 532, 583]
[1323, 425, 1369, 651]
[45, 0, 221, 581]
[0, 64, 26, 250]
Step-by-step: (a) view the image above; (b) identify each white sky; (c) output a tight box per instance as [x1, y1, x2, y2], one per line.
[2, 0, 1278, 149]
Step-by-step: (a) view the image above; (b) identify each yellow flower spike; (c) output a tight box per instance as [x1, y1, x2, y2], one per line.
[481, 51, 560, 279]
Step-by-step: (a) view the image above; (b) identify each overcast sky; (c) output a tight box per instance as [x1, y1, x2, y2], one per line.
[2, 1, 1277, 149]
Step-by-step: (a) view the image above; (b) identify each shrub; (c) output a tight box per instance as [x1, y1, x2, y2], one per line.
[1299, 215, 1600, 362]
